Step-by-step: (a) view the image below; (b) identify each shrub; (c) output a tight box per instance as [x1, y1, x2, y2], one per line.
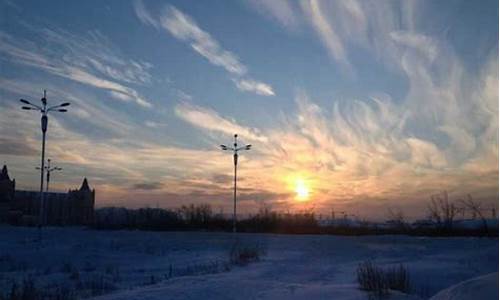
[104, 264, 121, 282]
[385, 264, 410, 293]
[1, 277, 39, 300]
[357, 261, 411, 298]
[229, 241, 265, 266]
[171, 259, 230, 278]
[78, 274, 116, 297]
[357, 261, 388, 297]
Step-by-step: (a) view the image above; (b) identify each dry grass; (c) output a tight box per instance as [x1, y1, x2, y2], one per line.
[357, 261, 411, 298]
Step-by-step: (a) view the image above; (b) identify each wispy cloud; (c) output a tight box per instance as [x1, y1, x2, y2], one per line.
[132, 181, 164, 190]
[133, 0, 160, 29]
[301, 0, 350, 69]
[144, 120, 167, 128]
[390, 31, 438, 62]
[0, 77, 140, 144]
[42, 28, 153, 85]
[59, 66, 152, 108]
[0, 137, 38, 156]
[1, 0, 496, 218]
[0, 27, 153, 108]
[246, 0, 300, 31]
[174, 102, 268, 142]
[297, 0, 443, 74]
[160, 6, 247, 76]
[171, 34, 498, 214]
[234, 78, 275, 96]
[134, 1, 275, 97]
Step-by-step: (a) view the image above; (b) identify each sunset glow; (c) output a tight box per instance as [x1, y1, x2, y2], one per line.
[0, 2, 497, 298]
[0, 0, 497, 220]
[294, 178, 310, 201]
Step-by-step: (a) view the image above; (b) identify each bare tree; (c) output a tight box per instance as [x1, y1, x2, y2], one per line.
[460, 194, 489, 236]
[387, 208, 408, 231]
[427, 191, 458, 229]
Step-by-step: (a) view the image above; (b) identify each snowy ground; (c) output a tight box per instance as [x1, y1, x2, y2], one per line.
[430, 273, 498, 300]
[0, 225, 497, 299]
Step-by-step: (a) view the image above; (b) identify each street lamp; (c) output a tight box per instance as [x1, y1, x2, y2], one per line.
[36, 159, 62, 192]
[220, 134, 252, 233]
[20, 90, 70, 226]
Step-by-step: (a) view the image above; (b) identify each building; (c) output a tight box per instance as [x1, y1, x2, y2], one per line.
[0, 165, 95, 225]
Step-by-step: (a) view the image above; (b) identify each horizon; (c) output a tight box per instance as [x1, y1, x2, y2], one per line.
[0, 0, 498, 220]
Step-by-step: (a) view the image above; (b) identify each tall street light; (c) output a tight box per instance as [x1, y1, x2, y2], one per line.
[20, 90, 70, 226]
[220, 134, 251, 233]
[36, 159, 62, 192]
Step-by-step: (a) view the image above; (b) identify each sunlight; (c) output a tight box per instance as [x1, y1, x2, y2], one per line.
[294, 178, 310, 201]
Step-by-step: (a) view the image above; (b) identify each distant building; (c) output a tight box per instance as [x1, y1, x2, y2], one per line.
[0, 165, 95, 225]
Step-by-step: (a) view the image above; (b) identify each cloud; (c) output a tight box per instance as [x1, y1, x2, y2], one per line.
[133, 0, 159, 29]
[211, 174, 233, 184]
[41, 28, 154, 85]
[246, 0, 300, 31]
[3, 65, 496, 218]
[262, 81, 497, 217]
[390, 31, 438, 61]
[144, 121, 167, 128]
[234, 78, 275, 96]
[160, 6, 247, 76]
[1, 1, 496, 218]
[135, 2, 275, 96]
[174, 102, 268, 142]
[296, 0, 420, 73]
[405, 137, 446, 168]
[0, 137, 38, 156]
[132, 181, 164, 190]
[168, 45, 496, 214]
[60, 67, 152, 108]
[0, 27, 153, 108]
[109, 90, 133, 102]
[301, 0, 349, 68]
[0, 77, 139, 141]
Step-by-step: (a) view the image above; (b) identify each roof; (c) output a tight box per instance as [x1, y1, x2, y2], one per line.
[0, 165, 10, 181]
[80, 178, 90, 191]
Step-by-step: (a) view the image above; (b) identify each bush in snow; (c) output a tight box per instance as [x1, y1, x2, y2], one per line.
[77, 274, 116, 297]
[357, 261, 388, 297]
[384, 264, 411, 293]
[229, 241, 265, 266]
[0, 277, 76, 300]
[357, 261, 411, 298]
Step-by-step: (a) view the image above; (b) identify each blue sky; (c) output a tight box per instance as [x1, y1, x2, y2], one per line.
[0, 0, 498, 219]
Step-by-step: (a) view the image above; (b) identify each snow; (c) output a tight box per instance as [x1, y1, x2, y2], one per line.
[429, 273, 498, 300]
[319, 217, 499, 230]
[0, 225, 497, 299]
[452, 219, 499, 230]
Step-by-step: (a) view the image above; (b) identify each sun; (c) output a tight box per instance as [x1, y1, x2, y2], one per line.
[294, 178, 310, 201]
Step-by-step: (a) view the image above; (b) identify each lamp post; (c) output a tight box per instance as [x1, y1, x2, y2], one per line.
[36, 159, 62, 192]
[20, 90, 70, 226]
[220, 134, 251, 233]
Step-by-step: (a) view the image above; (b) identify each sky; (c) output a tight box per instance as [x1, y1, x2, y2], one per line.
[0, 0, 498, 219]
